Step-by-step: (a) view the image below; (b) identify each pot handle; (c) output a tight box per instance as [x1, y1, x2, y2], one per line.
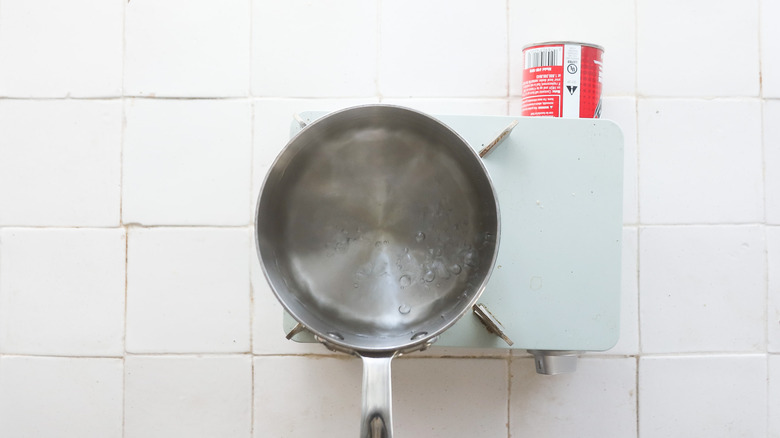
[360, 355, 394, 438]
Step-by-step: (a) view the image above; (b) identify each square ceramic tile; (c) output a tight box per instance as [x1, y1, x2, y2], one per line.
[0, 228, 125, 356]
[593, 227, 638, 355]
[254, 356, 362, 437]
[393, 358, 508, 437]
[508, 0, 636, 96]
[126, 227, 251, 353]
[510, 357, 637, 437]
[125, 356, 252, 438]
[637, 0, 759, 96]
[380, 99, 508, 116]
[125, 0, 250, 97]
[639, 355, 767, 437]
[638, 99, 763, 224]
[0, 100, 121, 226]
[252, 98, 377, 201]
[601, 96, 637, 224]
[0, 0, 123, 97]
[0, 356, 123, 438]
[251, 0, 377, 97]
[639, 226, 766, 353]
[380, 0, 507, 97]
[769, 227, 780, 353]
[770, 355, 780, 436]
[766, 100, 780, 224]
[761, 0, 780, 98]
[123, 99, 252, 226]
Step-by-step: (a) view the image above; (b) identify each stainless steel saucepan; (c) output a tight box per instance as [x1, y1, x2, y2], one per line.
[254, 105, 500, 437]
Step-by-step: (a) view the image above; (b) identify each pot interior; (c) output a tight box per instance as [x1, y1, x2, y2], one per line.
[256, 105, 499, 352]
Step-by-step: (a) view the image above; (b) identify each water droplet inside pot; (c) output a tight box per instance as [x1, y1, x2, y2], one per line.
[415, 232, 425, 242]
[423, 269, 435, 282]
[399, 275, 411, 287]
[448, 263, 462, 275]
[464, 251, 478, 267]
[398, 304, 411, 314]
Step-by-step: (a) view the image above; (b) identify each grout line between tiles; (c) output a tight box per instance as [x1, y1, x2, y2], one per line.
[506, 353, 512, 438]
[125, 352, 255, 358]
[250, 352, 255, 437]
[767, 353, 771, 437]
[248, 2, 256, 433]
[758, 0, 764, 99]
[120, 1, 128, 435]
[505, 0, 510, 100]
[0, 96, 125, 100]
[0, 225, 253, 230]
[122, 227, 129, 438]
[635, 0, 643, 373]
[635, 355, 640, 438]
[630, 351, 768, 358]
[0, 95, 772, 102]
[375, 0, 382, 100]
[0, 223, 769, 231]
[0, 353, 126, 359]
[248, 0, 253, 99]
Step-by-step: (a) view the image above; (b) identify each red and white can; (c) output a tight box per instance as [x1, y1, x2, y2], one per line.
[521, 42, 603, 118]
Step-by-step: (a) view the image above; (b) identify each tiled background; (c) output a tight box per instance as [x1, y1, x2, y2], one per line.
[0, 0, 777, 437]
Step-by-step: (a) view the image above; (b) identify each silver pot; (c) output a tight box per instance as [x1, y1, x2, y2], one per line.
[255, 105, 500, 437]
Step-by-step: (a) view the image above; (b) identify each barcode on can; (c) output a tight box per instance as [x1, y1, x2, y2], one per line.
[524, 47, 563, 69]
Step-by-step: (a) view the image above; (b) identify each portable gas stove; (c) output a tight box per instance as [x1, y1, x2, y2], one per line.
[280, 111, 624, 374]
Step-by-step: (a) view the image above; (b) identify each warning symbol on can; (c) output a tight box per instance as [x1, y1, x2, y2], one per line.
[521, 41, 603, 119]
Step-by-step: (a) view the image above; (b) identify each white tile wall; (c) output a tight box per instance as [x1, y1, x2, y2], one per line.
[123, 99, 252, 226]
[638, 99, 764, 224]
[0, 228, 126, 356]
[0, 0, 123, 97]
[766, 100, 780, 224]
[251, 0, 377, 97]
[1, 1, 777, 437]
[601, 96, 638, 224]
[0, 100, 122, 226]
[771, 354, 780, 437]
[380, 0, 507, 98]
[126, 227, 251, 353]
[380, 98, 508, 116]
[125, 355, 252, 438]
[510, 357, 637, 437]
[0, 356, 123, 438]
[393, 358, 508, 437]
[508, 0, 636, 96]
[124, 0, 250, 97]
[637, 0, 760, 97]
[761, 0, 780, 98]
[639, 226, 766, 353]
[769, 226, 780, 353]
[254, 356, 362, 436]
[639, 355, 767, 437]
